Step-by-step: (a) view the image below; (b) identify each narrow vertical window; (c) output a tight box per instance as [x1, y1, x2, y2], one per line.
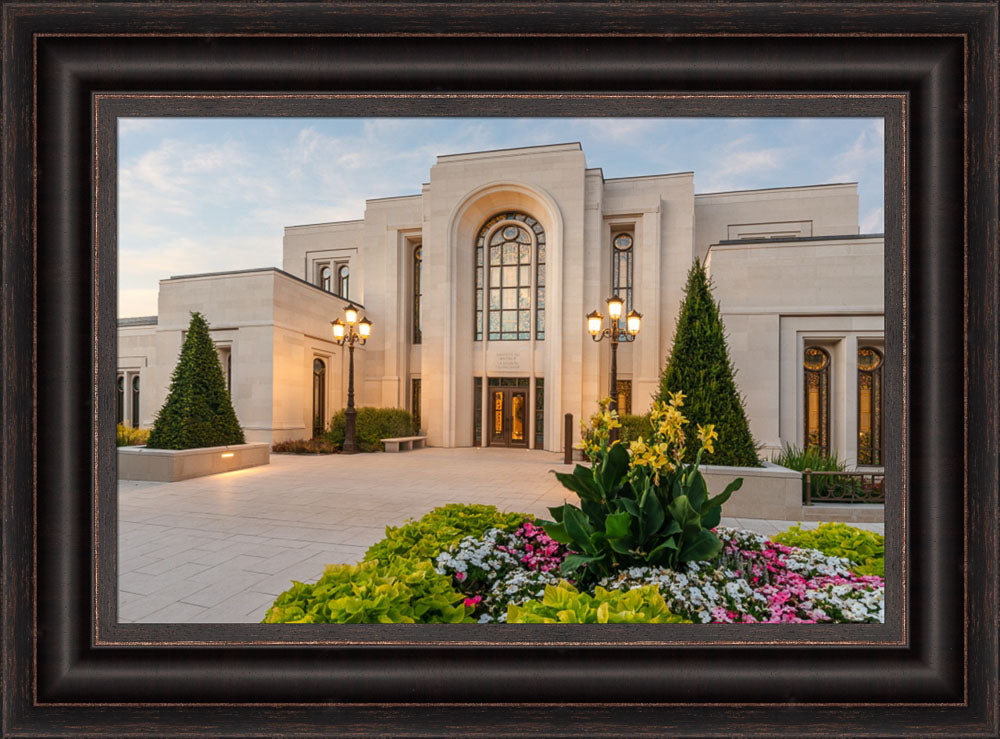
[319, 264, 332, 292]
[411, 377, 422, 432]
[857, 346, 883, 465]
[473, 377, 483, 445]
[616, 379, 632, 416]
[412, 246, 422, 344]
[130, 375, 140, 428]
[803, 346, 831, 455]
[474, 212, 544, 341]
[312, 358, 326, 437]
[337, 264, 350, 299]
[612, 233, 633, 329]
[117, 375, 124, 425]
[534, 378, 544, 449]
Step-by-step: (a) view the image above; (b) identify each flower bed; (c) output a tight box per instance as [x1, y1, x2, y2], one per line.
[263, 399, 883, 625]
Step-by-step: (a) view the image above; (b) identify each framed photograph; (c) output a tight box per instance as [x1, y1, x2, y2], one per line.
[2, 2, 996, 736]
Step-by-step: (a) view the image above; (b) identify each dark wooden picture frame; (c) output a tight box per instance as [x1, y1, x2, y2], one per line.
[2, 2, 996, 735]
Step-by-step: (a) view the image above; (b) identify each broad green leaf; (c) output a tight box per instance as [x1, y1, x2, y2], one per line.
[600, 442, 630, 496]
[541, 521, 572, 545]
[679, 529, 723, 562]
[605, 511, 632, 540]
[686, 471, 708, 511]
[705, 477, 743, 509]
[562, 506, 596, 551]
[561, 553, 606, 575]
[667, 495, 700, 533]
[638, 488, 665, 542]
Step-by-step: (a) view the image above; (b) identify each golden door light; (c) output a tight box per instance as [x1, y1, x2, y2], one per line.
[587, 309, 603, 336]
[626, 309, 642, 336]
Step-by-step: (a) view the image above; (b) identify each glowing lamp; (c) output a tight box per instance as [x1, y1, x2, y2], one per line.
[626, 309, 642, 336]
[332, 319, 346, 340]
[344, 305, 359, 325]
[587, 310, 603, 337]
[358, 318, 372, 339]
[606, 295, 624, 321]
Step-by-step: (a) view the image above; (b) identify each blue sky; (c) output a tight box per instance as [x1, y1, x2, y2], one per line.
[118, 117, 884, 317]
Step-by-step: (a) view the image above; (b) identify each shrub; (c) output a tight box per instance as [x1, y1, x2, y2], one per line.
[617, 413, 650, 445]
[145, 312, 245, 450]
[771, 443, 846, 472]
[772, 523, 885, 577]
[324, 407, 415, 452]
[116, 423, 150, 447]
[262, 559, 474, 624]
[272, 438, 340, 454]
[363, 504, 531, 564]
[657, 261, 760, 467]
[545, 395, 742, 585]
[507, 582, 691, 624]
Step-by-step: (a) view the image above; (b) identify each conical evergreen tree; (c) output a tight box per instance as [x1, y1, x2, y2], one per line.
[657, 261, 760, 467]
[145, 311, 245, 450]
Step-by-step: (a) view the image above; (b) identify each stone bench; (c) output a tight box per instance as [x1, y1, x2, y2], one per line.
[381, 435, 427, 452]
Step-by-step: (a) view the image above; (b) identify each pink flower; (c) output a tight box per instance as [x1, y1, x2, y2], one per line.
[463, 595, 482, 607]
[454, 572, 466, 582]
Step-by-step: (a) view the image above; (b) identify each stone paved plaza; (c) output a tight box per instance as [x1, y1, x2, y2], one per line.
[118, 448, 884, 624]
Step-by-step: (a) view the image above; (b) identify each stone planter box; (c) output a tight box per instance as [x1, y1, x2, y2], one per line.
[704, 462, 883, 523]
[118, 442, 270, 482]
[704, 462, 806, 521]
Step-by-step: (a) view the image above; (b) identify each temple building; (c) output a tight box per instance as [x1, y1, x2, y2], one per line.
[117, 142, 884, 467]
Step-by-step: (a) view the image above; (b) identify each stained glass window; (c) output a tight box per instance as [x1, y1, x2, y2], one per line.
[534, 378, 544, 449]
[337, 264, 350, 299]
[130, 375, 141, 429]
[412, 246, 422, 345]
[474, 212, 545, 341]
[616, 379, 632, 416]
[803, 346, 831, 456]
[117, 375, 124, 425]
[312, 358, 326, 437]
[612, 233, 633, 329]
[473, 377, 483, 445]
[411, 377, 422, 433]
[857, 346, 883, 465]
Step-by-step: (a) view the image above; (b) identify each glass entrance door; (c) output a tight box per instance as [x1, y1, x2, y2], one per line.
[489, 387, 529, 448]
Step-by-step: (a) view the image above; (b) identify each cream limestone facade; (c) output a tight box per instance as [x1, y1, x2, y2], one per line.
[119, 142, 884, 467]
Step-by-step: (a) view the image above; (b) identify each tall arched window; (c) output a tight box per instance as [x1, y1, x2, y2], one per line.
[857, 346, 883, 465]
[803, 346, 831, 455]
[413, 246, 422, 344]
[130, 375, 140, 428]
[612, 233, 633, 328]
[116, 375, 124, 425]
[474, 212, 545, 341]
[337, 265, 350, 299]
[319, 264, 332, 292]
[312, 358, 326, 437]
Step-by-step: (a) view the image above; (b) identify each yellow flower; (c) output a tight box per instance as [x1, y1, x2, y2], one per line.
[668, 390, 686, 408]
[697, 423, 719, 454]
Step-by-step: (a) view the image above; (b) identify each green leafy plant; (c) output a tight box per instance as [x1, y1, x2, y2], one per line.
[543, 395, 742, 585]
[262, 558, 474, 624]
[271, 438, 340, 454]
[657, 260, 760, 467]
[145, 312, 245, 450]
[323, 407, 416, 452]
[772, 523, 885, 577]
[771, 443, 846, 472]
[507, 581, 691, 623]
[363, 504, 531, 564]
[116, 423, 150, 447]
[617, 413, 650, 445]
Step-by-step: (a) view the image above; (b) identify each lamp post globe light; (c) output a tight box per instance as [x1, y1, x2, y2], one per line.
[331, 303, 372, 454]
[588, 296, 641, 438]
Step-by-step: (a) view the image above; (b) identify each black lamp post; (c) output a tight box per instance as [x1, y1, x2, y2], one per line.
[588, 296, 642, 440]
[332, 303, 372, 455]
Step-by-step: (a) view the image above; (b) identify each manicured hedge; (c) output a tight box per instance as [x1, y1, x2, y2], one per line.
[145, 312, 245, 450]
[324, 407, 416, 452]
[617, 413, 651, 445]
[272, 438, 340, 454]
[657, 261, 760, 467]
